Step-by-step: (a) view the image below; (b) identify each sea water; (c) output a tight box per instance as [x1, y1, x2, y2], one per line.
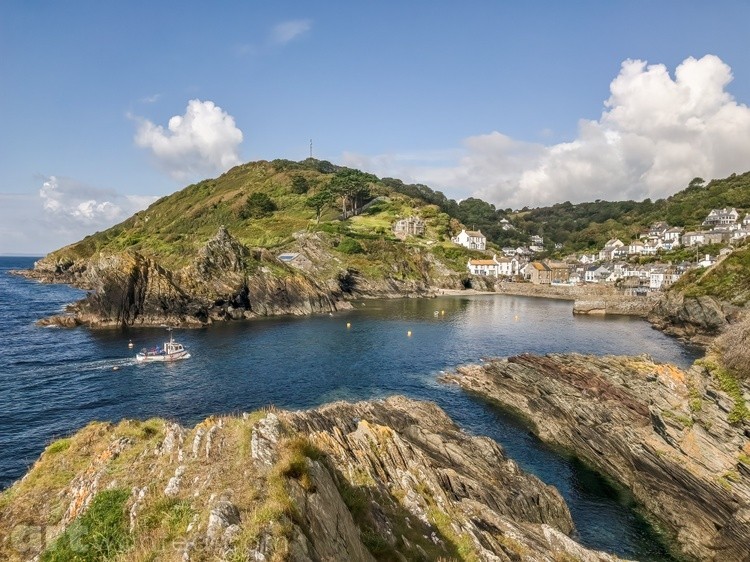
[0, 256, 700, 559]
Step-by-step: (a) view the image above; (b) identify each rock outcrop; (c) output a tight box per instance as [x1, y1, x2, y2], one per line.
[25, 227, 344, 327]
[443, 354, 750, 561]
[648, 292, 740, 345]
[0, 397, 624, 562]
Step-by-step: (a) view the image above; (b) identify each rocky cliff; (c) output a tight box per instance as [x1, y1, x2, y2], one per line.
[26, 227, 345, 328]
[0, 396, 623, 562]
[443, 354, 750, 561]
[648, 292, 743, 345]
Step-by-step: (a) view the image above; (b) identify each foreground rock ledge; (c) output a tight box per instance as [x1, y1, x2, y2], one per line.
[0, 396, 623, 562]
[443, 354, 750, 562]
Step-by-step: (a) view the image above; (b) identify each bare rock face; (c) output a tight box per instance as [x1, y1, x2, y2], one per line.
[649, 292, 739, 345]
[76, 252, 197, 327]
[29, 227, 342, 327]
[444, 354, 750, 561]
[0, 397, 623, 562]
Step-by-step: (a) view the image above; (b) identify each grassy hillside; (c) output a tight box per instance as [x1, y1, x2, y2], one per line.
[514, 172, 750, 252]
[43, 159, 483, 276]
[46, 157, 750, 271]
[671, 242, 750, 306]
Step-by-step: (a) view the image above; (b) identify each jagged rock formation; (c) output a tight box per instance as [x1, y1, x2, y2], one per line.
[0, 396, 623, 562]
[648, 292, 741, 345]
[29, 227, 344, 327]
[443, 354, 750, 561]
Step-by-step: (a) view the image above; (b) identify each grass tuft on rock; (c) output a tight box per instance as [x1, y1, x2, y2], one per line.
[41, 488, 131, 562]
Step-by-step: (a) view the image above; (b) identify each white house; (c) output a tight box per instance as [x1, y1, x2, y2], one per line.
[452, 229, 486, 251]
[650, 266, 681, 290]
[579, 254, 598, 264]
[599, 239, 625, 261]
[703, 208, 739, 226]
[697, 254, 717, 268]
[468, 258, 498, 276]
[649, 267, 667, 290]
[649, 222, 669, 237]
[497, 256, 519, 276]
[467, 255, 518, 277]
[628, 240, 645, 255]
[641, 240, 661, 256]
[663, 227, 683, 245]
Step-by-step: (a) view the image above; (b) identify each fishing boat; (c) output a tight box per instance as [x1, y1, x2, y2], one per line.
[135, 328, 191, 362]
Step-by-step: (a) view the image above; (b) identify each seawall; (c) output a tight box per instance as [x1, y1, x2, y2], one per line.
[494, 282, 659, 317]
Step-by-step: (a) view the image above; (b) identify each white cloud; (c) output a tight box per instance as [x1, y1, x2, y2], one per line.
[39, 175, 157, 229]
[0, 177, 158, 255]
[346, 55, 750, 209]
[270, 19, 311, 45]
[134, 99, 243, 181]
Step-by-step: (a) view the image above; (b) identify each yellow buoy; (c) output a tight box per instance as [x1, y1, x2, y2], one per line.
[128, 340, 133, 348]
[441, 310, 445, 315]
[514, 315, 519, 321]
[346, 322, 351, 328]
[407, 330, 412, 337]
[113, 366, 120, 371]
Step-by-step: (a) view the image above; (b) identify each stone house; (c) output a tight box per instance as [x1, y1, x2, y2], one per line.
[682, 232, 705, 247]
[544, 260, 571, 284]
[704, 231, 730, 245]
[393, 217, 425, 237]
[526, 261, 551, 285]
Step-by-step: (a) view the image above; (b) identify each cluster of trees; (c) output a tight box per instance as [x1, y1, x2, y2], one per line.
[381, 177, 527, 247]
[302, 169, 376, 223]
[273, 159, 750, 257]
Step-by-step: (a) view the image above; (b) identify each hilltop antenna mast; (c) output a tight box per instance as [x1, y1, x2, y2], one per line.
[309, 139, 313, 159]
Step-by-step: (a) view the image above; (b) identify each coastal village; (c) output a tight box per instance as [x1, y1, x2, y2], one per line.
[445, 207, 750, 292]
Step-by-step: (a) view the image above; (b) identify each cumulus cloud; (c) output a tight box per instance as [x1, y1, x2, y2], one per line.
[39, 176, 156, 228]
[0, 177, 159, 255]
[346, 55, 750, 209]
[270, 19, 311, 45]
[134, 99, 243, 181]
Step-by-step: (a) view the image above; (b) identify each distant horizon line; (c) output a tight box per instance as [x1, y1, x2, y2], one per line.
[0, 254, 43, 257]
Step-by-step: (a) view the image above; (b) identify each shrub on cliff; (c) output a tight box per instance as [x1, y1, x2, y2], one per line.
[714, 315, 750, 381]
[42, 488, 131, 561]
[240, 192, 277, 219]
[337, 236, 364, 254]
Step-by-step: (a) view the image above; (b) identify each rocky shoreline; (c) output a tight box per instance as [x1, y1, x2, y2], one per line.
[442, 353, 750, 561]
[0, 396, 624, 561]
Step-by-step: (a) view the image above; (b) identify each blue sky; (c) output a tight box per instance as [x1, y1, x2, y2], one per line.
[2, 1, 750, 254]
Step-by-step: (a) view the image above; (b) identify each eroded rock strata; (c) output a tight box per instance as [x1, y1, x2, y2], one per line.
[443, 354, 750, 561]
[24, 227, 345, 328]
[0, 396, 622, 561]
[648, 292, 742, 346]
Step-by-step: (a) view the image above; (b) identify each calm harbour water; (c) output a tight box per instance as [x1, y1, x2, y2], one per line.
[0, 256, 700, 560]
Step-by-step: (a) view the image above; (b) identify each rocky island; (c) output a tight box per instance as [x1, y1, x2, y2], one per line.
[443, 353, 750, 561]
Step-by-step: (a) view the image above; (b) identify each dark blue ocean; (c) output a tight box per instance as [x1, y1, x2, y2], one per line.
[0, 256, 700, 559]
